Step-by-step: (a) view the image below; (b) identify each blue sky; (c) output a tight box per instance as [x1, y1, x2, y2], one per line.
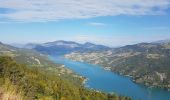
[0, 0, 170, 47]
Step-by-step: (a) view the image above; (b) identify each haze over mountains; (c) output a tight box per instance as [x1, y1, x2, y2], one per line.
[1, 38, 170, 99]
[10, 39, 170, 54]
[12, 40, 111, 55]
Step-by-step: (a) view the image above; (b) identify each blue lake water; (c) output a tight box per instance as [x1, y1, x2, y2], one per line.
[49, 56, 170, 100]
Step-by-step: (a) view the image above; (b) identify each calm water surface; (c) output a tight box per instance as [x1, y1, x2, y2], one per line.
[50, 56, 170, 100]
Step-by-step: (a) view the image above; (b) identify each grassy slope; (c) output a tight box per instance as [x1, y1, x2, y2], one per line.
[0, 42, 131, 100]
[0, 56, 131, 100]
[0, 43, 83, 85]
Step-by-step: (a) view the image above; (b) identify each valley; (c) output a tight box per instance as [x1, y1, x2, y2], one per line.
[65, 42, 170, 90]
[0, 42, 84, 85]
[0, 42, 130, 100]
[50, 56, 170, 100]
[1, 40, 170, 100]
[1, 0, 170, 99]
[10, 40, 170, 100]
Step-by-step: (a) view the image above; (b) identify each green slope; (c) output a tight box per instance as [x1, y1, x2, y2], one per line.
[0, 42, 131, 100]
[65, 42, 170, 90]
[0, 42, 84, 85]
[0, 56, 131, 100]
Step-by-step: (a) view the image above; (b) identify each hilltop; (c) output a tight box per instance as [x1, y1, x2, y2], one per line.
[65, 40, 170, 90]
[12, 40, 111, 55]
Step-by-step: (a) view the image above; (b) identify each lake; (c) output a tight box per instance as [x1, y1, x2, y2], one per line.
[49, 56, 170, 100]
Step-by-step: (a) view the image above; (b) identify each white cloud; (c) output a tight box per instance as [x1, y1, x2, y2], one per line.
[67, 33, 170, 47]
[88, 22, 106, 26]
[0, 0, 170, 22]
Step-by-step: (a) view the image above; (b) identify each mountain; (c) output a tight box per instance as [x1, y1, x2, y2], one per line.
[0, 42, 49, 65]
[23, 43, 39, 49]
[10, 43, 39, 49]
[42, 40, 81, 48]
[153, 39, 170, 44]
[83, 42, 110, 50]
[24, 40, 111, 55]
[0, 42, 18, 51]
[65, 41, 170, 90]
[0, 42, 85, 85]
[0, 42, 130, 100]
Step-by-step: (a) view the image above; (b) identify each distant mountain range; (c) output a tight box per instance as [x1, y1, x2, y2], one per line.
[13, 40, 111, 55]
[8, 39, 170, 89]
[0, 41, 89, 86]
[0, 42, 125, 100]
[152, 39, 170, 44]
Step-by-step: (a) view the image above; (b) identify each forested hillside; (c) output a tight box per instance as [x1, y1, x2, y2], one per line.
[0, 56, 131, 100]
[65, 42, 170, 90]
[0, 42, 84, 85]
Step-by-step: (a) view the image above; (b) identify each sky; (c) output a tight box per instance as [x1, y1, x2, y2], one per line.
[0, 0, 170, 47]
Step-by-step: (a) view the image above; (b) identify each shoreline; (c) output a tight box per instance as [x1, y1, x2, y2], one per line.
[64, 56, 170, 91]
